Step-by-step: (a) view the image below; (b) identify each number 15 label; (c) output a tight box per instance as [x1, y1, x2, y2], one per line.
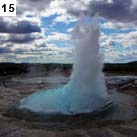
[0, 0, 16, 16]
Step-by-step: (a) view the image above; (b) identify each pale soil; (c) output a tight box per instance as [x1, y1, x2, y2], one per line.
[0, 74, 137, 137]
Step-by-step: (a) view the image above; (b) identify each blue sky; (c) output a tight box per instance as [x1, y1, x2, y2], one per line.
[0, 0, 137, 63]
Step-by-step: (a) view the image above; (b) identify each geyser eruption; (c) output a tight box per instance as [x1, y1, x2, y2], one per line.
[18, 15, 111, 115]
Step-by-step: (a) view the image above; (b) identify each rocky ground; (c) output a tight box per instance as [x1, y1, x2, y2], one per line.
[0, 73, 137, 137]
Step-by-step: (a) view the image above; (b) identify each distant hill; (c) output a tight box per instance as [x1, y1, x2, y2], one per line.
[0, 61, 137, 76]
[104, 62, 137, 72]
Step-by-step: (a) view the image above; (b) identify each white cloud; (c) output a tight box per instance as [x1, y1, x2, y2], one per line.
[100, 30, 137, 48]
[47, 32, 71, 42]
[131, 0, 137, 9]
[66, 28, 74, 33]
[101, 21, 137, 30]
[17, 0, 51, 15]
[101, 39, 114, 47]
[40, 0, 66, 17]
[112, 31, 137, 48]
[100, 32, 108, 41]
[61, 0, 91, 11]
[0, 0, 137, 63]
[99, 30, 137, 62]
[0, 44, 74, 63]
[53, 14, 77, 24]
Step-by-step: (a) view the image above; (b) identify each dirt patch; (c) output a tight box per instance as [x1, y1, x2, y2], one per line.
[0, 75, 137, 137]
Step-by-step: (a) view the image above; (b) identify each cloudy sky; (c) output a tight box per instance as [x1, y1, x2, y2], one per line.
[0, 0, 137, 63]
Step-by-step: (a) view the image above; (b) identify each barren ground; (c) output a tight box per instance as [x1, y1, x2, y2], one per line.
[0, 73, 137, 137]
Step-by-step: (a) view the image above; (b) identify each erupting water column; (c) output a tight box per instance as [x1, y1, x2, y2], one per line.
[18, 15, 112, 115]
